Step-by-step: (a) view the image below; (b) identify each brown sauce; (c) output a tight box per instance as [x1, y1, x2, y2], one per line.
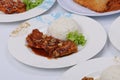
[31, 47, 52, 59]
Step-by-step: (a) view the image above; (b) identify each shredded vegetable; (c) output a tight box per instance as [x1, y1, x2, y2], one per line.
[66, 31, 87, 46]
[23, 0, 44, 10]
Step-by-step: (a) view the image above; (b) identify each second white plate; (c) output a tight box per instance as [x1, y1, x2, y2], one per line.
[109, 16, 120, 55]
[59, 57, 120, 80]
[8, 13, 107, 68]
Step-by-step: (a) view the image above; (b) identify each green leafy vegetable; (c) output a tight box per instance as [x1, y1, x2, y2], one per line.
[22, 0, 44, 10]
[66, 31, 87, 46]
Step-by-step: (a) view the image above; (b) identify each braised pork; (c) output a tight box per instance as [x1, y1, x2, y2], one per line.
[26, 29, 78, 58]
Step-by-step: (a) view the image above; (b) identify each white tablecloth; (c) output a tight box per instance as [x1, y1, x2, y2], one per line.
[0, 2, 120, 80]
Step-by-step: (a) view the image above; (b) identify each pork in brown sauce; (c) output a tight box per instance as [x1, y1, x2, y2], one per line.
[26, 29, 78, 58]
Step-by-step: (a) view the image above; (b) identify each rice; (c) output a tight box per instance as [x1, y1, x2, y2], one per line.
[47, 17, 79, 40]
[99, 65, 120, 80]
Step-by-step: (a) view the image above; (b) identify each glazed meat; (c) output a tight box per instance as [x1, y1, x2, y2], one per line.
[82, 77, 94, 80]
[26, 29, 78, 58]
[0, 0, 26, 14]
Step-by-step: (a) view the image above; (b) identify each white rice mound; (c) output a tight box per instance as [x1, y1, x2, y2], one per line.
[47, 17, 79, 40]
[99, 65, 120, 80]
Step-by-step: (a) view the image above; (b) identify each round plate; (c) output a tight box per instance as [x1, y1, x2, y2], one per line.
[109, 16, 120, 54]
[8, 13, 107, 68]
[0, 0, 56, 22]
[59, 57, 120, 80]
[57, 0, 120, 16]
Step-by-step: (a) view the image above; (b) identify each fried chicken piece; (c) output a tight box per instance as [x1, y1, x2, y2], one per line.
[26, 29, 78, 58]
[0, 0, 26, 14]
[73, 0, 120, 12]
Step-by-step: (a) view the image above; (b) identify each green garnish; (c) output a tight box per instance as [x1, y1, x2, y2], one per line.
[67, 31, 87, 46]
[23, 0, 44, 10]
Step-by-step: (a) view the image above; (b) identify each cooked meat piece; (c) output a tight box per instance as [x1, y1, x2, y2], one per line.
[52, 40, 78, 58]
[82, 77, 94, 80]
[0, 0, 26, 14]
[74, 0, 120, 12]
[26, 29, 78, 58]
[26, 29, 43, 48]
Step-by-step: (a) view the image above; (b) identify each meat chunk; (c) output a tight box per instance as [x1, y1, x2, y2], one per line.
[26, 29, 78, 58]
[52, 40, 78, 57]
[0, 0, 26, 14]
[82, 77, 94, 80]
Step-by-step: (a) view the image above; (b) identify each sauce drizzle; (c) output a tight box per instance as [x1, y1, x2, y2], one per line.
[31, 47, 52, 59]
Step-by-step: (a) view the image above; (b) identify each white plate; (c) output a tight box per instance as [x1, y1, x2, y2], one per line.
[0, 0, 56, 22]
[59, 57, 120, 80]
[109, 16, 120, 54]
[57, 0, 120, 16]
[8, 13, 107, 68]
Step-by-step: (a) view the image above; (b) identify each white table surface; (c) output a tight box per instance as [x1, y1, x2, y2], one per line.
[0, 1, 120, 80]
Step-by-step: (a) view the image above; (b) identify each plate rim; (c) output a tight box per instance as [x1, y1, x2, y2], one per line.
[109, 16, 120, 52]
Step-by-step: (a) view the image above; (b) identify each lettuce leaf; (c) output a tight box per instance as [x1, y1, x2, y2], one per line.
[67, 31, 86, 46]
[23, 0, 44, 10]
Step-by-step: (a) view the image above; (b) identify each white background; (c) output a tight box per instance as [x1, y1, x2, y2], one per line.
[0, 1, 120, 80]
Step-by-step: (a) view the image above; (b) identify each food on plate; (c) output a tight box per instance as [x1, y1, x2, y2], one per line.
[26, 29, 78, 58]
[81, 65, 120, 80]
[0, 0, 26, 14]
[73, 0, 120, 13]
[67, 31, 86, 46]
[99, 65, 120, 80]
[47, 17, 79, 40]
[0, 0, 44, 14]
[26, 17, 86, 58]
[82, 77, 94, 80]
